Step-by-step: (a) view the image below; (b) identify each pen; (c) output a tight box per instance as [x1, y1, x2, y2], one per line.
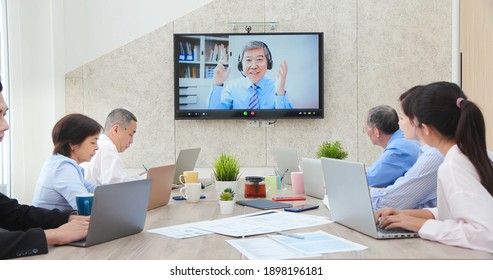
[142, 164, 148, 171]
[275, 231, 304, 239]
[280, 168, 289, 181]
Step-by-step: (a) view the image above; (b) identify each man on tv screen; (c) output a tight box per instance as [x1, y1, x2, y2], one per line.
[208, 40, 293, 109]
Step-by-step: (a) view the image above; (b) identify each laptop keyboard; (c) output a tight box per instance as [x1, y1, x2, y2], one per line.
[377, 227, 417, 238]
[378, 227, 407, 234]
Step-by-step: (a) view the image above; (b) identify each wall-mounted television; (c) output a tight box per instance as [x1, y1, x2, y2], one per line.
[174, 32, 324, 120]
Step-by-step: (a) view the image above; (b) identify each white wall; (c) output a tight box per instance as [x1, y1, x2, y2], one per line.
[7, 0, 211, 204]
[8, 0, 65, 203]
[64, 0, 213, 73]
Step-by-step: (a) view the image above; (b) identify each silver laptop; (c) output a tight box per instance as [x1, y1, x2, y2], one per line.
[301, 158, 325, 199]
[173, 148, 201, 185]
[320, 158, 418, 239]
[70, 179, 152, 247]
[146, 164, 176, 210]
[274, 147, 300, 185]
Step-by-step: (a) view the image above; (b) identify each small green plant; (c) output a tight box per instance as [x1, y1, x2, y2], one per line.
[219, 188, 235, 201]
[316, 141, 348, 160]
[213, 152, 240, 181]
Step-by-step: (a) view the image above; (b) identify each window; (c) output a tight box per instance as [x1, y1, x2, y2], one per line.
[0, 0, 11, 196]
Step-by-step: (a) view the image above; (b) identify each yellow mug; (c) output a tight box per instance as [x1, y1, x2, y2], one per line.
[179, 171, 199, 184]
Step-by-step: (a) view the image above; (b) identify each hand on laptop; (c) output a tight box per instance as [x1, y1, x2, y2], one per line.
[44, 216, 90, 245]
[68, 215, 90, 223]
[375, 208, 428, 233]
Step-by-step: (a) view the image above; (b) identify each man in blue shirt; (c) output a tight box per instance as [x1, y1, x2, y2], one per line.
[370, 86, 443, 210]
[208, 40, 293, 109]
[371, 144, 442, 210]
[364, 105, 420, 188]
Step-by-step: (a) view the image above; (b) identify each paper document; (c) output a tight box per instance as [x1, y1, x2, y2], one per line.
[269, 230, 367, 254]
[192, 210, 332, 237]
[226, 238, 321, 260]
[226, 230, 367, 259]
[147, 222, 213, 239]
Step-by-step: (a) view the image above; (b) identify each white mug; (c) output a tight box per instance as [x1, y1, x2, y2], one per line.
[179, 183, 202, 203]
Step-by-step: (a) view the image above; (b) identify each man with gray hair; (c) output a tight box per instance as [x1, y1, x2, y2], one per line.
[84, 108, 143, 185]
[363, 105, 420, 188]
[208, 40, 292, 109]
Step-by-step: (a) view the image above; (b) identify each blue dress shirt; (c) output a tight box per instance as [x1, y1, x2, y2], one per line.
[208, 76, 293, 109]
[370, 145, 443, 210]
[366, 129, 421, 188]
[32, 154, 95, 211]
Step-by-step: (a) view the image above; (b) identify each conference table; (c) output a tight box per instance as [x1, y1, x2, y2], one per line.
[28, 180, 493, 260]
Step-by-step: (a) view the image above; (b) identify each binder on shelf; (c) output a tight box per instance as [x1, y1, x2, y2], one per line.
[206, 43, 229, 63]
[185, 42, 194, 61]
[178, 42, 186, 61]
[191, 66, 197, 78]
[193, 46, 200, 62]
[213, 44, 219, 61]
[180, 65, 200, 79]
[218, 44, 227, 62]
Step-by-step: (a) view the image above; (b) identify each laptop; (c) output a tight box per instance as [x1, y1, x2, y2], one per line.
[69, 179, 152, 247]
[274, 147, 300, 185]
[320, 158, 418, 239]
[173, 148, 201, 185]
[146, 164, 176, 210]
[301, 158, 325, 199]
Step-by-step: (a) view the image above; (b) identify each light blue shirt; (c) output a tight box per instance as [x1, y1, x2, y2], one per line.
[371, 145, 443, 210]
[366, 129, 421, 188]
[32, 154, 95, 211]
[208, 76, 292, 109]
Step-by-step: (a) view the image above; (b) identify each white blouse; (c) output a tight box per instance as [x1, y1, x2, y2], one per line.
[419, 145, 493, 253]
[83, 134, 143, 186]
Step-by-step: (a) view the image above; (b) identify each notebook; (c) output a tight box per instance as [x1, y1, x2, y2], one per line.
[320, 158, 418, 239]
[146, 164, 176, 210]
[69, 179, 152, 247]
[274, 147, 300, 185]
[301, 158, 325, 199]
[236, 199, 292, 210]
[173, 148, 201, 185]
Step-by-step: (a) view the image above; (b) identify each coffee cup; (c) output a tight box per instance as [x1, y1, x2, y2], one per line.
[76, 193, 94, 216]
[179, 171, 199, 184]
[179, 182, 202, 202]
[291, 172, 305, 194]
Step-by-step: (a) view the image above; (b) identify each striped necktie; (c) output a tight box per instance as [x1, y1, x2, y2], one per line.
[248, 84, 259, 109]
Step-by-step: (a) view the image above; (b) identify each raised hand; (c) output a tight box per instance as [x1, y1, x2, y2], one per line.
[213, 56, 232, 86]
[275, 60, 288, 96]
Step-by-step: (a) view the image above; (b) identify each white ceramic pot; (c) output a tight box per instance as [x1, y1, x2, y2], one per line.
[219, 200, 235, 215]
[215, 181, 239, 200]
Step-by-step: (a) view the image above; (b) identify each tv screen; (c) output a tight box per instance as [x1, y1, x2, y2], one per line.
[174, 32, 324, 120]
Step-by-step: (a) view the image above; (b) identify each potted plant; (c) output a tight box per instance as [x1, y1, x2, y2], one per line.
[316, 140, 348, 160]
[316, 140, 348, 210]
[212, 152, 240, 199]
[219, 188, 235, 214]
